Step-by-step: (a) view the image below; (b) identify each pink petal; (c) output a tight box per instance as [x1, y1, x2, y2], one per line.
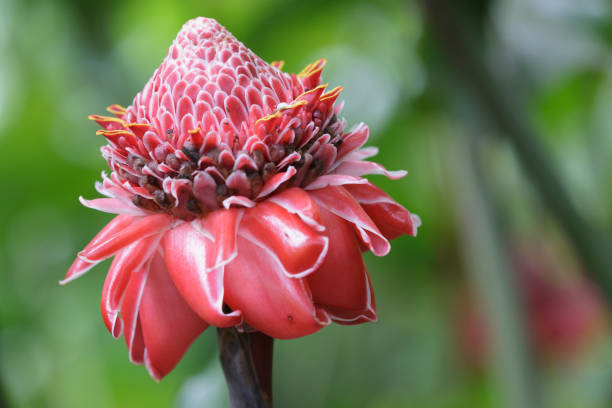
[304, 174, 368, 190]
[80, 214, 172, 263]
[222, 195, 256, 209]
[267, 187, 325, 232]
[121, 260, 151, 365]
[335, 123, 370, 162]
[61, 214, 135, 284]
[239, 201, 328, 279]
[309, 186, 390, 256]
[79, 196, 146, 216]
[101, 235, 160, 338]
[322, 270, 377, 325]
[344, 182, 420, 239]
[307, 208, 376, 324]
[256, 166, 297, 199]
[341, 146, 379, 162]
[225, 235, 330, 339]
[139, 252, 209, 381]
[163, 209, 243, 327]
[332, 160, 407, 180]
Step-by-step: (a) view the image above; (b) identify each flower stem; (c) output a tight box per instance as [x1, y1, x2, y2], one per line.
[217, 327, 273, 408]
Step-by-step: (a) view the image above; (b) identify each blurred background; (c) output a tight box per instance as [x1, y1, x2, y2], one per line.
[1, 0, 612, 407]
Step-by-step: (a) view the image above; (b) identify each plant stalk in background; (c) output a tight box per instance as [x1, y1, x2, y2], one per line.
[419, 0, 612, 304]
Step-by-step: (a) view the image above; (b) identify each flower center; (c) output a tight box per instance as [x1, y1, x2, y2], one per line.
[116, 113, 343, 221]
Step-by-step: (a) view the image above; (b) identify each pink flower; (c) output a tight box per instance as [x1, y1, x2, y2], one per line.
[63, 17, 420, 380]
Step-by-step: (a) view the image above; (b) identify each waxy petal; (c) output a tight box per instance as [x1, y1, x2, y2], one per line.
[121, 260, 151, 365]
[163, 209, 243, 327]
[345, 182, 420, 239]
[309, 186, 390, 256]
[62, 214, 135, 284]
[307, 208, 376, 324]
[79, 196, 146, 216]
[256, 166, 297, 199]
[332, 160, 407, 180]
[101, 235, 160, 338]
[225, 235, 330, 339]
[139, 252, 208, 381]
[267, 187, 325, 232]
[239, 201, 328, 279]
[304, 174, 368, 191]
[80, 214, 172, 263]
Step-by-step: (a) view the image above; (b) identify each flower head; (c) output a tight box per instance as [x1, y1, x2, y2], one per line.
[64, 17, 420, 380]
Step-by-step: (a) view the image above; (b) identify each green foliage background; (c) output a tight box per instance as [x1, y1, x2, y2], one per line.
[1, 0, 611, 407]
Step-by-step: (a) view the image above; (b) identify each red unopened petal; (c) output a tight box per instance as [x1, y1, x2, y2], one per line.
[239, 201, 328, 279]
[101, 235, 160, 338]
[225, 235, 330, 339]
[308, 208, 376, 324]
[139, 252, 208, 381]
[163, 210, 243, 327]
[309, 186, 390, 256]
[345, 182, 420, 239]
[80, 214, 172, 263]
[62, 214, 135, 284]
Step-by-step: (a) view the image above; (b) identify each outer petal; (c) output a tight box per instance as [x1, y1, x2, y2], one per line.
[121, 260, 151, 365]
[139, 252, 209, 381]
[224, 235, 330, 339]
[239, 200, 328, 279]
[267, 187, 325, 232]
[332, 160, 407, 180]
[163, 209, 243, 327]
[62, 214, 135, 284]
[101, 235, 160, 338]
[307, 207, 376, 324]
[79, 196, 146, 216]
[344, 182, 420, 239]
[309, 186, 390, 256]
[79, 213, 172, 262]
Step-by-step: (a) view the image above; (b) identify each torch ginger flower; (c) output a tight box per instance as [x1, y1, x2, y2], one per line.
[63, 17, 420, 380]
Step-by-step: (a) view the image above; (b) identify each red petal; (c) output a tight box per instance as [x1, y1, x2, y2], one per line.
[344, 182, 420, 239]
[79, 196, 146, 216]
[101, 235, 160, 338]
[335, 123, 369, 162]
[304, 174, 368, 190]
[332, 160, 407, 180]
[239, 201, 328, 278]
[308, 208, 377, 324]
[309, 186, 390, 256]
[121, 260, 151, 365]
[256, 166, 297, 199]
[163, 210, 243, 327]
[225, 235, 330, 339]
[267, 187, 324, 231]
[81, 214, 172, 262]
[139, 252, 208, 381]
[62, 214, 135, 284]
